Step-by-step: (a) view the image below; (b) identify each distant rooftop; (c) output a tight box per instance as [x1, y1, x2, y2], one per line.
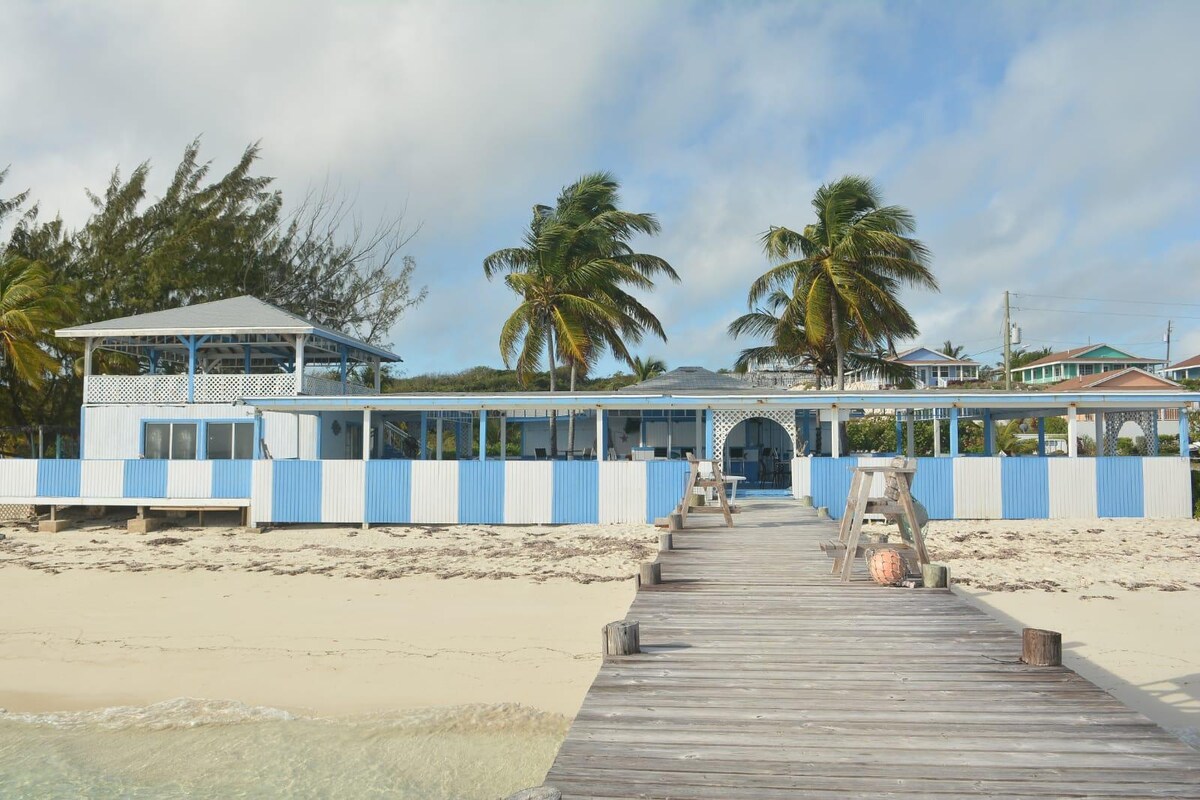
[619, 365, 786, 394]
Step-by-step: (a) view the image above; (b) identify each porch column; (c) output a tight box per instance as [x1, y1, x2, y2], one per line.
[83, 338, 94, 403]
[905, 411, 915, 457]
[186, 336, 198, 403]
[294, 334, 308, 395]
[499, 414, 508, 461]
[830, 406, 841, 459]
[373, 358, 382, 393]
[1096, 412, 1106, 456]
[704, 410, 714, 460]
[1037, 417, 1046, 456]
[894, 416, 903, 456]
[949, 407, 960, 457]
[479, 410, 487, 461]
[339, 346, 349, 395]
[1180, 409, 1190, 458]
[597, 409, 605, 461]
[362, 408, 372, 461]
[419, 412, 428, 460]
[982, 410, 994, 456]
[436, 417, 444, 460]
[933, 416, 941, 457]
[243, 345, 251, 374]
[695, 413, 702, 459]
[1067, 404, 1079, 458]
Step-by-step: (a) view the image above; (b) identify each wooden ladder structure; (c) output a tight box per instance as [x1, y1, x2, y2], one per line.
[676, 455, 733, 528]
[823, 456, 929, 582]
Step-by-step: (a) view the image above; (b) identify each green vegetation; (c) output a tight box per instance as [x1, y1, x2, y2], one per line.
[483, 172, 676, 456]
[383, 365, 637, 393]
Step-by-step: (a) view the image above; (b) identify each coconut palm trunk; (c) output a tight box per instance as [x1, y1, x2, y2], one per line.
[566, 361, 577, 459]
[547, 327, 558, 458]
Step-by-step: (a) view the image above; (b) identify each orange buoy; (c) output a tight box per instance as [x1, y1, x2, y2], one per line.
[868, 548, 906, 585]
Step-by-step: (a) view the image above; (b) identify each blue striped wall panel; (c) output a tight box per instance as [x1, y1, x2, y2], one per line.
[365, 460, 411, 523]
[810, 457, 857, 519]
[1001, 457, 1050, 519]
[1096, 457, 1144, 517]
[646, 460, 689, 522]
[36, 459, 80, 497]
[459, 461, 505, 524]
[552, 461, 599, 524]
[271, 460, 322, 523]
[910, 458, 954, 520]
[124, 460, 168, 497]
[211, 460, 252, 498]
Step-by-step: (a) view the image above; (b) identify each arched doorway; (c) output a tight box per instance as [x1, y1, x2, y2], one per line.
[1101, 410, 1159, 456]
[721, 416, 797, 490]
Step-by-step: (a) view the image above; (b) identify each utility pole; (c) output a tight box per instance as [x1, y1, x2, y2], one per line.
[1165, 320, 1172, 371]
[1003, 290, 1012, 390]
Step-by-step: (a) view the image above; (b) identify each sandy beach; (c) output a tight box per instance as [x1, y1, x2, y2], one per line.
[919, 517, 1200, 747]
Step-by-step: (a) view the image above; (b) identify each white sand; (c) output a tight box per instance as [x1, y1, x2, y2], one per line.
[918, 518, 1200, 746]
[0, 517, 655, 717]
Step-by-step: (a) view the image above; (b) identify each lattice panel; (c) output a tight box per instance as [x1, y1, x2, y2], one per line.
[301, 375, 378, 396]
[195, 373, 296, 401]
[1101, 410, 1159, 456]
[85, 375, 187, 403]
[712, 409, 798, 466]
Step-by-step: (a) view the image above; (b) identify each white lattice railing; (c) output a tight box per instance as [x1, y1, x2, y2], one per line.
[301, 375, 376, 396]
[195, 373, 297, 401]
[85, 374, 188, 403]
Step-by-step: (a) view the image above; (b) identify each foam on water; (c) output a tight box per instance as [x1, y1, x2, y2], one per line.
[0, 699, 569, 799]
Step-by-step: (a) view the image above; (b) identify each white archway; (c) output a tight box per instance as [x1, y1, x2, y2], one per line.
[711, 409, 798, 467]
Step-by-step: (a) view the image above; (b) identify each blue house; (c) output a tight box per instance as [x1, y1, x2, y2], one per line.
[848, 346, 980, 389]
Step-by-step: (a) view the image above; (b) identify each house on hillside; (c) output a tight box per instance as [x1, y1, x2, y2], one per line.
[846, 346, 980, 390]
[1011, 344, 1164, 385]
[1163, 354, 1200, 382]
[1048, 367, 1184, 451]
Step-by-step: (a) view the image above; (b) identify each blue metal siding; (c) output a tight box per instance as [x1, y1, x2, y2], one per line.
[810, 457, 857, 519]
[911, 457, 954, 520]
[365, 460, 411, 523]
[552, 461, 599, 524]
[211, 461, 252, 498]
[271, 460, 322, 522]
[36, 459, 81, 497]
[646, 460, 689, 522]
[1096, 457, 1144, 517]
[123, 460, 167, 497]
[458, 461, 504, 524]
[1001, 457, 1050, 519]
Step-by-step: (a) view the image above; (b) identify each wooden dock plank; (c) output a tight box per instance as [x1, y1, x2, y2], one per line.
[543, 499, 1200, 798]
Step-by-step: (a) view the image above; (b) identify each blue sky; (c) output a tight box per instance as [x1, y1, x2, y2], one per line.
[3, 0, 1199, 375]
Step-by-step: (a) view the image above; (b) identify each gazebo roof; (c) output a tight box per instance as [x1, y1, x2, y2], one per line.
[57, 295, 401, 363]
[618, 366, 781, 394]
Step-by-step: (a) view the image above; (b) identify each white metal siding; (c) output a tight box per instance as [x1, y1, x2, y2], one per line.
[83, 403, 265, 460]
[166, 461, 213, 498]
[411, 461, 459, 523]
[790, 457, 811, 499]
[81, 460, 124, 498]
[321, 460, 365, 523]
[952, 457, 1003, 519]
[856, 457, 893, 496]
[1047, 458, 1097, 518]
[0, 460, 37, 497]
[250, 461, 273, 526]
[599, 462, 647, 524]
[1142, 458, 1191, 518]
[503, 461, 553, 523]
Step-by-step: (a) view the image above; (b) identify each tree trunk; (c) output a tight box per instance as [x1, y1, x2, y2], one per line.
[567, 362, 577, 459]
[547, 328, 557, 458]
[831, 302, 846, 391]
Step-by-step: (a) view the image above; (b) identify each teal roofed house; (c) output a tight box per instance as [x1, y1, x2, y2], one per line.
[1011, 344, 1164, 385]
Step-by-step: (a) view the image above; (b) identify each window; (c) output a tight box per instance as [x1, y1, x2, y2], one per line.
[206, 422, 254, 460]
[145, 422, 197, 459]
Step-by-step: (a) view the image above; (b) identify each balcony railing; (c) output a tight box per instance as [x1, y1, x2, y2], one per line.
[85, 373, 377, 404]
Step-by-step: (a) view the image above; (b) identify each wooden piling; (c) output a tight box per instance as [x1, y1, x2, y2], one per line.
[658, 533, 673, 552]
[799, 494, 813, 507]
[1022, 628, 1063, 666]
[639, 561, 662, 586]
[922, 563, 949, 588]
[668, 512, 682, 532]
[816, 506, 830, 519]
[602, 620, 640, 657]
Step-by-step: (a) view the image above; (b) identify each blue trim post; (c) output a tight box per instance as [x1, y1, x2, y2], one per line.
[185, 336, 197, 402]
[1037, 417, 1046, 456]
[597, 409, 606, 460]
[254, 413, 263, 459]
[419, 412, 427, 460]
[148, 348, 158, 375]
[949, 407, 960, 457]
[983, 410, 994, 455]
[894, 416, 903, 456]
[478, 410, 487, 461]
[244, 345, 252, 374]
[704, 410, 715, 460]
[1180, 409, 1190, 459]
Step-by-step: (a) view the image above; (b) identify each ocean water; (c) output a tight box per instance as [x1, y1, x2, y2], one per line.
[0, 699, 568, 799]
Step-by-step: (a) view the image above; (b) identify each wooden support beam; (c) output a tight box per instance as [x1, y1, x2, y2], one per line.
[639, 562, 662, 585]
[602, 620, 640, 657]
[1022, 628, 1063, 666]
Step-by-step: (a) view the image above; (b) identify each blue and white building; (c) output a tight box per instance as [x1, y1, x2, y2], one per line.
[847, 346, 981, 389]
[1, 297, 1196, 525]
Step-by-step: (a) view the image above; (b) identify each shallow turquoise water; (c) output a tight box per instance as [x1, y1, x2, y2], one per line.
[0, 699, 567, 799]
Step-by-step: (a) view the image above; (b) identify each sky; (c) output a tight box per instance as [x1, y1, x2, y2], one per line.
[3, 0, 1200, 376]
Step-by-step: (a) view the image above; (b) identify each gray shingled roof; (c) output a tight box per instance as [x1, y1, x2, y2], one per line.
[619, 366, 785, 394]
[57, 295, 400, 361]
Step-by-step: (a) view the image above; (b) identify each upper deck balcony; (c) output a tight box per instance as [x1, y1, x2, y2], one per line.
[58, 296, 400, 405]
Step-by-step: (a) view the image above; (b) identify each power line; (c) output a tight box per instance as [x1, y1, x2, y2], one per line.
[1012, 292, 1200, 309]
[1010, 306, 1200, 322]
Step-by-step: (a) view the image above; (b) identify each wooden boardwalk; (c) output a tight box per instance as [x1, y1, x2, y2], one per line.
[545, 499, 1200, 799]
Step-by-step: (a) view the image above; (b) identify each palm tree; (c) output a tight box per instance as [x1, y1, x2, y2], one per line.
[631, 355, 667, 383]
[940, 340, 964, 358]
[750, 175, 937, 390]
[485, 172, 677, 456]
[0, 255, 70, 387]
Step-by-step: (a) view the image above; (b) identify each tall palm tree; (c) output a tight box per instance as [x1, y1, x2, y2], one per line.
[940, 340, 964, 358]
[485, 172, 677, 456]
[631, 355, 667, 382]
[0, 256, 70, 387]
[750, 175, 937, 390]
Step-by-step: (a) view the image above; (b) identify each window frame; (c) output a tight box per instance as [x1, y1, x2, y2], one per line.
[141, 418, 258, 460]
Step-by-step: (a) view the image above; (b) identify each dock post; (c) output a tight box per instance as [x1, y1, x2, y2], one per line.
[658, 533, 673, 551]
[921, 563, 949, 588]
[602, 621, 640, 657]
[1022, 628, 1063, 666]
[639, 561, 662, 585]
[816, 506, 830, 519]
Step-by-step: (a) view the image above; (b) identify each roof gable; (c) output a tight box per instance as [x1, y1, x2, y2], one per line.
[1166, 353, 1200, 372]
[893, 346, 979, 365]
[1049, 367, 1180, 391]
[1021, 343, 1160, 370]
